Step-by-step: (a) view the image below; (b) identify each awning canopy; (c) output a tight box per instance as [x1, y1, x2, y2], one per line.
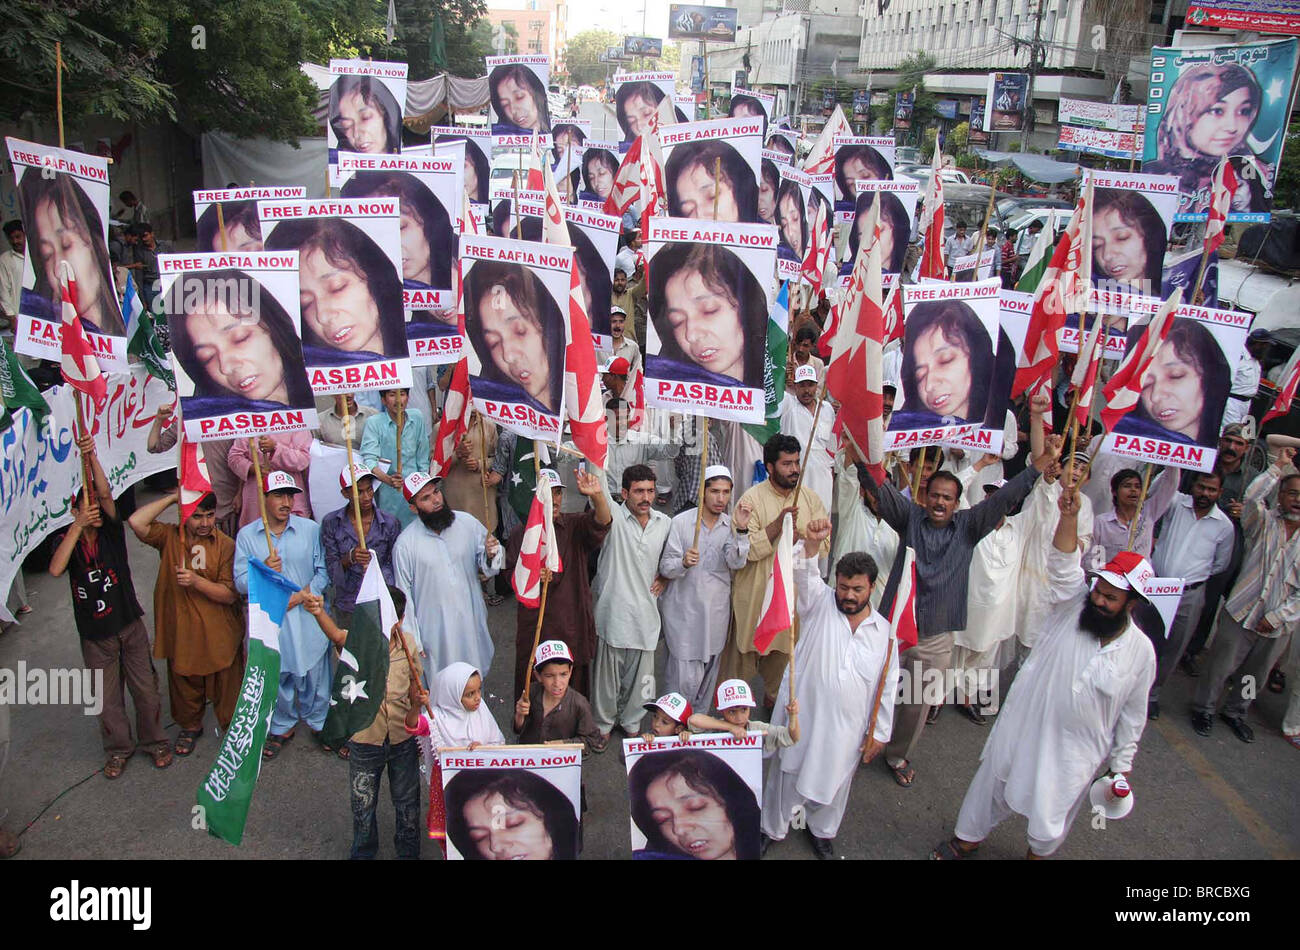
[973, 148, 1083, 183]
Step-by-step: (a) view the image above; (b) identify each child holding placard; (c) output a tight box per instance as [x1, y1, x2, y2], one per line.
[688, 679, 800, 752]
[639, 693, 694, 744]
[514, 641, 602, 753]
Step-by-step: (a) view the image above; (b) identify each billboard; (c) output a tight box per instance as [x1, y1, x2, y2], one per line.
[668, 4, 739, 42]
[624, 36, 665, 56]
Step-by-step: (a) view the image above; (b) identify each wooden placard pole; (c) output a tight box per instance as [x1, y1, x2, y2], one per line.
[342, 398, 368, 552]
[1124, 463, 1154, 552]
[248, 438, 275, 559]
[690, 417, 711, 551]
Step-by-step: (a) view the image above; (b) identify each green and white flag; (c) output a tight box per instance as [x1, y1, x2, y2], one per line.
[197, 558, 296, 846]
[124, 272, 175, 390]
[319, 558, 394, 749]
[1015, 225, 1053, 295]
[743, 280, 790, 446]
[0, 338, 49, 433]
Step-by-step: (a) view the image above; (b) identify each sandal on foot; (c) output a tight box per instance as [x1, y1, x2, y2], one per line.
[887, 759, 915, 788]
[313, 731, 350, 759]
[1268, 669, 1286, 694]
[930, 837, 978, 860]
[174, 729, 204, 756]
[1285, 733, 1300, 751]
[151, 745, 174, 769]
[262, 732, 294, 759]
[103, 754, 129, 780]
[485, 592, 504, 607]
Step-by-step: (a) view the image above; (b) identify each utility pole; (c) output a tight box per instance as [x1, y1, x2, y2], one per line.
[1021, 0, 1045, 152]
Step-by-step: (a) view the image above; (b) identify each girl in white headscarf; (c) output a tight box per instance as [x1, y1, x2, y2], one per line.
[407, 662, 506, 850]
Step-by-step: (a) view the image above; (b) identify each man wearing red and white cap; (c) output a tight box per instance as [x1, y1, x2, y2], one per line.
[321, 463, 402, 626]
[233, 471, 330, 759]
[393, 470, 504, 679]
[778, 363, 836, 513]
[933, 488, 1156, 860]
[658, 464, 752, 710]
[227, 431, 312, 529]
[608, 305, 641, 375]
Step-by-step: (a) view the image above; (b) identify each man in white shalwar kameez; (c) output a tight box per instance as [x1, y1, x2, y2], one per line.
[933, 489, 1156, 859]
[393, 472, 504, 679]
[658, 466, 752, 709]
[761, 521, 900, 859]
[779, 365, 836, 514]
[952, 480, 1027, 720]
[832, 448, 898, 609]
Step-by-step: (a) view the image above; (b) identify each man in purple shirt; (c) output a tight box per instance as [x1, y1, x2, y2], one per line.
[321, 464, 401, 626]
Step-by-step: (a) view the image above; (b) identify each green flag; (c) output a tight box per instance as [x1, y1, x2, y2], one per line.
[507, 436, 540, 524]
[197, 558, 296, 846]
[125, 272, 175, 390]
[0, 338, 49, 433]
[1015, 225, 1053, 295]
[743, 281, 790, 446]
[319, 559, 393, 749]
[430, 12, 448, 71]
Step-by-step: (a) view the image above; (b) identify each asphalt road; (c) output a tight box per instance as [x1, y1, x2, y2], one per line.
[1, 485, 1298, 861]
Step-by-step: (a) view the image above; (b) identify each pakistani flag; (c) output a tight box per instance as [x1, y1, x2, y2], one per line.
[197, 558, 298, 846]
[1015, 225, 1054, 295]
[507, 437, 541, 525]
[319, 559, 394, 749]
[124, 272, 175, 389]
[743, 280, 790, 446]
[0, 338, 49, 433]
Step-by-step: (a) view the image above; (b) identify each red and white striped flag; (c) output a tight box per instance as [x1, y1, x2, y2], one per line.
[624, 358, 646, 431]
[1011, 185, 1093, 398]
[431, 358, 471, 476]
[799, 196, 832, 292]
[511, 479, 563, 607]
[801, 105, 851, 178]
[179, 435, 214, 524]
[602, 95, 673, 221]
[1100, 288, 1183, 433]
[917, 143, 946, 281]
[1261, 360, 1300, 426]
[538, 152, 608, 469]
[753, 512, 794, 654]
[825, 198, 886, 485]
[889, 548, 918, 651]
[882, 281, 904, 346]
[1071, 313, 1106, 430]
[57, 261, 106, 409]
[1204, 159, 1239, 257]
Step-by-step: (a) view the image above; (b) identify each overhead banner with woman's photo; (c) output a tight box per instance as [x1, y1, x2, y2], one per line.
[1101, 302, 1251, 472]
[661, 117, 764, 223]
[623, 733, 763, 860]
[832, 135, 896, 223]
[839, 178, 919, 288]
[258, 198, 412, 395]
[886, 278, 1008, 451]
[766, 127, 799, 162]
[944, 287, 1031, 456]
[1144, 37, 1299, 222]
[489, 187, 547, 241]
[1085, 170, 1180, 315]
[985, 72, 1030, 131]
[159, 251, 318, 441]
[487, 54, 553, 145]
[327, 60, 408, 187]
[432, 125, 492, 222]
[440, 745, 583, 860]
[193, 187, 308, 254]
[337, 152, 465, 366]
[774, 166, 833, 282]
[566, 205, 621, 352]
[643, 218, 777, 425]
[460, 234, 571, 440]
[5, 138, 126, 371]
[612, 71, 678, 147]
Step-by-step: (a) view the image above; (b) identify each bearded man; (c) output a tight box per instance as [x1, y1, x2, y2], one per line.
[393, 472, 504, 678]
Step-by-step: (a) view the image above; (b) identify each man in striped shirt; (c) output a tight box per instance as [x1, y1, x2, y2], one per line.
[1192, 446, 1300, 743]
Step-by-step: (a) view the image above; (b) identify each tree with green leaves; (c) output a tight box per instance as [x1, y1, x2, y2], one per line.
[564, 29, 621, 88]
[0, 0, 493, 145]
[870, 51, 937, 148]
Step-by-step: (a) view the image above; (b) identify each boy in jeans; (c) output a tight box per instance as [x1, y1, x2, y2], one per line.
[306, 587, 424, 859]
